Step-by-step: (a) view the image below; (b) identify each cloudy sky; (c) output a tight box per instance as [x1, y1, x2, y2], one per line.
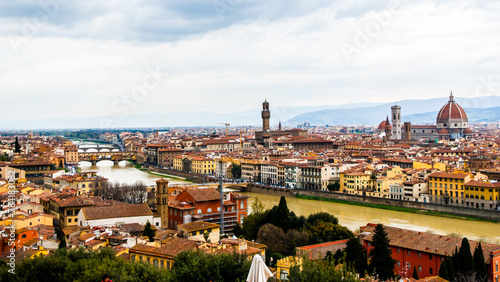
[1, 0, 500, 128]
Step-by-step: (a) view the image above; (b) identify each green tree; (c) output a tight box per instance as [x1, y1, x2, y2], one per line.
[251, 197, 265, 214]
[172, 250, 251, 282]
[458, 237, 474, 276]
[439, 258, 450, 280]
[59, 237, 67, 249]
[14, 137, 20, 153]
[272, 196, 290, 231]
[305, 221, 353, 244]
[345, 237, 367, 276]
[242, 211, 267, 240]
[231, 163, 242, 179]
[289, 257, 362, 282]
[370, 173, 377, 191]
[368, 224, 395, 280]
[233, 223, 244, 238]
[257, 223, 286, 256]
[305, 212, 339, 226]
[143, 221, 156, 242]
[285, 229, 309, 256]
[0, 247, 170, 282]
[327, 182, 340, 192]
[412, 265, 419, 279]
[0, 153, 9, 161]
[473, 242, 488, 282]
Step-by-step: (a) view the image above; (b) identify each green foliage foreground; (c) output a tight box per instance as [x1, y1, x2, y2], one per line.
[0, 247, 253, 282]
[289, 257, 362, 282]
[0, 248, 170, 282]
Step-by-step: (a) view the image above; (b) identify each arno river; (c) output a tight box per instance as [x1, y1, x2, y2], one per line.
[78, 159, 500, 243]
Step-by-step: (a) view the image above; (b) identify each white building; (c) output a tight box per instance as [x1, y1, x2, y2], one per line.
[261, 163, 278, 185]
[78, 203, 154, 228]
[284, 165, 301, 188]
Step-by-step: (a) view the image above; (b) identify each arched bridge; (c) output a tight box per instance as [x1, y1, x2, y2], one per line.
[78, 151, 137, 165]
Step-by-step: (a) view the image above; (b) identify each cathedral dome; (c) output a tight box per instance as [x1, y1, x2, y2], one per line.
[436, 92, 468, 123]
[378, 120, 391, 130]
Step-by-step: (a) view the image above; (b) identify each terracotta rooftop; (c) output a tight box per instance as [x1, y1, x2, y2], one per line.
[185, 188, 220, 202]
[81, 203, 152, 220]
[361, 224, 500, 263]
[130, 238, 198, 258]
[297, 239, 349, 260]
[178, 221, 220, 233]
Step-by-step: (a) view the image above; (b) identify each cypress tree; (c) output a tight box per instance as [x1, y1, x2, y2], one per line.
[412, 265, 419, 280]
[439, 258, 449, 280]
[369, 224, 395, 280]
[14, 137, 21, 153]
[273, 196, 290, 231]
[451, 246, 460, 277]
[473, 242, 488, 282]
[446, 256, 457, 280]
[345, 236, 367, 275]
[458, 237, 474, 276]
[143, 221, 156, 242]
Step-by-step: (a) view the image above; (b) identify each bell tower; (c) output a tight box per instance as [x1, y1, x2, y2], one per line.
[261, 99, 270, 132]
[391, 104, 401, 140]
[156, 178, 169, 228]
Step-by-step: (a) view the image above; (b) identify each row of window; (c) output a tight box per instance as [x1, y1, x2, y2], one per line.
[430, 177, 463, 183]
[430, 182, 463, 189]
[130, 255, 171, 269]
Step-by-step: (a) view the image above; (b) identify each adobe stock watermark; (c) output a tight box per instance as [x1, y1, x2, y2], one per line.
[212, 0, 242, 20]
[8, 0, 69, 53]
[6, 171, 17, 274]
[340, 0, 401, 63]
[463, 75, 500, 109]
[99, 65, 165, 129]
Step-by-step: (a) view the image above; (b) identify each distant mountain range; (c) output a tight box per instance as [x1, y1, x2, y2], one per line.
[285, 96, 500, 126]
[0, 102, 383, 130]
[1, 96, 499, 130]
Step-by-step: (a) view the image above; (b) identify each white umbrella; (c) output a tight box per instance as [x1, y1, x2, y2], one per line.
[246, 254, 273, 282]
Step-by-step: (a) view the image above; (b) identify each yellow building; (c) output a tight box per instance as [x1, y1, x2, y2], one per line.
[129, 238, 198, 270]
[58, 171, 108, 194]
[413, 161, 446, 171]
[191, 156, 215, 175]
[277, 256, 303, 281]
[428, 171, 471, 205]
[464, 180, 500, 210]
[42, 195, 98, 228]
[173, 155, 184, 171]
[64, 145, 79, 165]
[13, 213, 54, 229]
[340, 172, 371, 194]
[18, 246, 49, 262]
[178, 221, 220, 243]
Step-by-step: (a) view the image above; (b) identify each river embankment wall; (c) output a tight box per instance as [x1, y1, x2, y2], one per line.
[294, 189, 500, 221]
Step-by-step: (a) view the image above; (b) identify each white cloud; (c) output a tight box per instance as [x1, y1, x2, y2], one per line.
[1, 0, 500, 128]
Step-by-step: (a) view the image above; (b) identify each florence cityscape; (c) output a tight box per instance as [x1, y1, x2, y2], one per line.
[1, 0, 500, 281]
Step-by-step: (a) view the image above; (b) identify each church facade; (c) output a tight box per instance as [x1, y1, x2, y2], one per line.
[378, 92, 473, 141]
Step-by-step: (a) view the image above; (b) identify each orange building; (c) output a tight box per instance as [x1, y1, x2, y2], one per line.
[168, 188, 249, 234]
[0, 228, 39, 254]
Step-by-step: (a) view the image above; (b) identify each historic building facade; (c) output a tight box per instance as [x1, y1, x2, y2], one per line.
[378, 92, 474, 141]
